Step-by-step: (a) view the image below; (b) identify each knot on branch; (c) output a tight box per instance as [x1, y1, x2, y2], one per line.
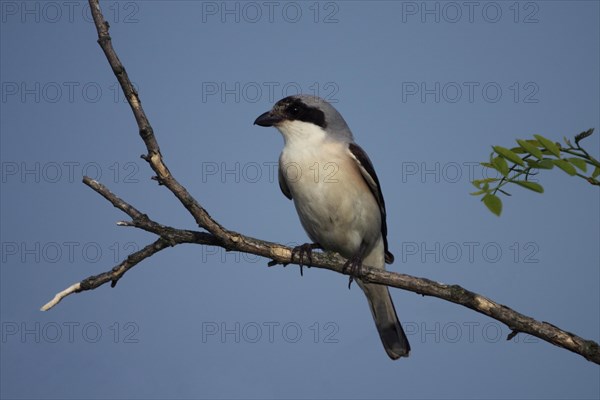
[151, 176, 165, 185]
[159, 234, 178, 247]
[132, 213, 150, 224]
[97, 34, 111, 45]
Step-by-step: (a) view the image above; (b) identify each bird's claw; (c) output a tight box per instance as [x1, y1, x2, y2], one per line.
[291, 243, 319, 276]
[342, 256, 363, 289]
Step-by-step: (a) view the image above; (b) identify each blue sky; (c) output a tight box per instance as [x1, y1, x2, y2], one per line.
[1, 1, 599, 399]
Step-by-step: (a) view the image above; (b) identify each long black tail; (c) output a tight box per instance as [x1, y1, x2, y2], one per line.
[360, 282, 410, 359]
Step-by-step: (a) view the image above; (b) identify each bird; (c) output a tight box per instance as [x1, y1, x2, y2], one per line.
[254, 95, 410, 359]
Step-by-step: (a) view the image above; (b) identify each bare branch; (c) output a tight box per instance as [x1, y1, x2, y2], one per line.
[42, 178, 226, 311]
[88, 0, 231, 243]
[41, 237, 170, 311]
[46, 178, 600, 364]
[44, 0, 600, 365]
[82, 177, 225, 248]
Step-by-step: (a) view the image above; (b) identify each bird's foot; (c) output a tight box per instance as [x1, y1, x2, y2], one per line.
[291, 243, 321, 276]
[342, 255, 363, 289]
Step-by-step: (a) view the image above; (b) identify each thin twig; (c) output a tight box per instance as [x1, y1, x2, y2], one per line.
[41, 238, 170, 311]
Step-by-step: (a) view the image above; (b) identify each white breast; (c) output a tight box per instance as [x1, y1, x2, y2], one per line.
[277, 121, 382, 259]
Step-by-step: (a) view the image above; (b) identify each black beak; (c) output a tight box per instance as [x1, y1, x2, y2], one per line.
[254, 111, 282, 127]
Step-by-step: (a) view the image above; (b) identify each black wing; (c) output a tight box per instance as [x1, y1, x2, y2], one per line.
[348, 142, 395, 264]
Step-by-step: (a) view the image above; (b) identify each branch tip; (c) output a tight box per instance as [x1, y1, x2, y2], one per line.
[40, 282, 82, 311]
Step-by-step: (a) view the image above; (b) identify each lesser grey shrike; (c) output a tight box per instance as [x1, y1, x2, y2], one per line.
[254, 95, 410, 359]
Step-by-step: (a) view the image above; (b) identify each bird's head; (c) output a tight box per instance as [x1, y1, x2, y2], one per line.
[254, 95, 353, 144]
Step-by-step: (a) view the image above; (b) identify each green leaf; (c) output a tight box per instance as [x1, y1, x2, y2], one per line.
[492, 156, 509, 177]
[471, 183, 491, 193]
[482, 194, 502, 216]
[514, 181, 544, 193]
[592, 166, 600, 179]
[525, 139, 541, 146]
[525, 160, 542, 168]
[552, 159, 577, 176]
[480, 162, 494, 169]
[470, 190, 487, 196]
[510, 146, 528, 154]
[493, 146, 525, 167]
[476, 178, 499, 184]
[534, 134, 561, 157]
[472, 178, 498, 189]
[567, 157, 587, 172]
[516, 139, 543, 160]
[538, 159, 555, 169]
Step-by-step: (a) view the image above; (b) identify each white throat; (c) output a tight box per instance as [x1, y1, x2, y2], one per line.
[276, 120, 328, 147]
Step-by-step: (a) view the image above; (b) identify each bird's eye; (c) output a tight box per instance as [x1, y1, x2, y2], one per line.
[287, 105, 302, 117]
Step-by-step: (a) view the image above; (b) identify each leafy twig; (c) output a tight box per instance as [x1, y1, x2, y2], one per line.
[472, 129, 599, 216]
